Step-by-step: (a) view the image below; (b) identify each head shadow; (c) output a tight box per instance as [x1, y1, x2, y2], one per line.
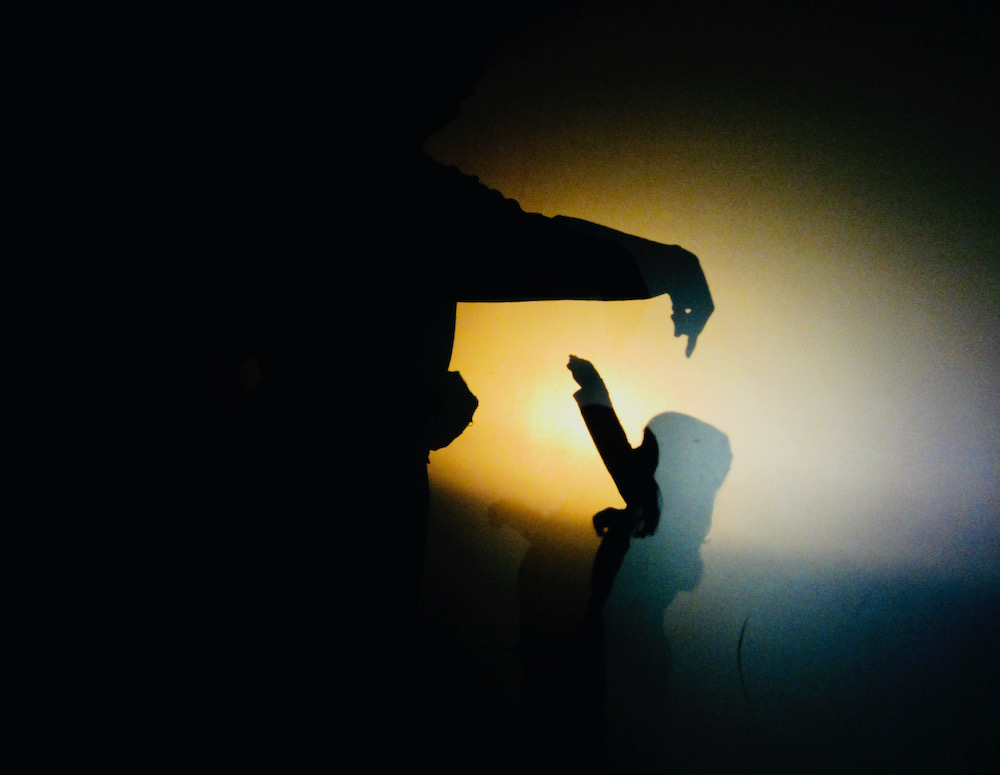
[642, 412, 732, 603]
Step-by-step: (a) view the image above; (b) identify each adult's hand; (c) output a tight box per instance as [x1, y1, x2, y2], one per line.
[671, 295, 714, 357]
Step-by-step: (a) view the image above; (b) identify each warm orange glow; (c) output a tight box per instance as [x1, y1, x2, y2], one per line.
[423, 8, 999, 571]
[427, 226, 998, 567]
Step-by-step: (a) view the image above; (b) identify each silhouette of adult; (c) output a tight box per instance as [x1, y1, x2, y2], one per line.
[183, 5, 718, 763]
[569, 356, 732, 772]
[356, 24, 720, 749]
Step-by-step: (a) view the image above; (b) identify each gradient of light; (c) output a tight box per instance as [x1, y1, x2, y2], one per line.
[424, 6, 999, 572]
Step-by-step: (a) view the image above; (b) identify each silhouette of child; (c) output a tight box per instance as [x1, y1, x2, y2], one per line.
[568, 355, 732, 771]
[568, 355, 660, 636]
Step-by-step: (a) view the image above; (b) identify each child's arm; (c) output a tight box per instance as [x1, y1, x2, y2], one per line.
[568, 356, 644, 513]
[569, 356, 660, 539]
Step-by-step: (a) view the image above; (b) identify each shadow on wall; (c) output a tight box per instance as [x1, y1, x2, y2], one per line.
[486, 411, 732, 773]
[601, 412, 732, 774]
[422, 484, 1000, 773]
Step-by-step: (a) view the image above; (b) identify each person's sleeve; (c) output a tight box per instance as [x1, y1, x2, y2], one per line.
[415, 158, 707, 304]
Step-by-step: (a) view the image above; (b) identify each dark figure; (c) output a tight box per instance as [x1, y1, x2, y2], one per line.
[487, 500, 600, 772]
[568, 356, 732, 773]
[181, 6, 717, 763]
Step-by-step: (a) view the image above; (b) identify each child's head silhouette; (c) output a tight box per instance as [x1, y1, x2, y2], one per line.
[645, 412, 732, 591]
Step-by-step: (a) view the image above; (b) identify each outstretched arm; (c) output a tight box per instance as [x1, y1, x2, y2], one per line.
[568, 356, 659, 537]
[411, 159, 714, 357]
[568, 356, 633, 500]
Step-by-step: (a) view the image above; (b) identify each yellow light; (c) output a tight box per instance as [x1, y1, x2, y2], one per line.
[429, 298, 708, 524]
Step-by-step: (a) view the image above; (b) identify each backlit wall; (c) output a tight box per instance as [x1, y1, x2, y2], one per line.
[413, 3, 998, 769]
[423, 3, 998, 573]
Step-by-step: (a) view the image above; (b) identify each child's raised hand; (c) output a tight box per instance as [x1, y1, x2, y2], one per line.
[567, 355, 602, 389]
